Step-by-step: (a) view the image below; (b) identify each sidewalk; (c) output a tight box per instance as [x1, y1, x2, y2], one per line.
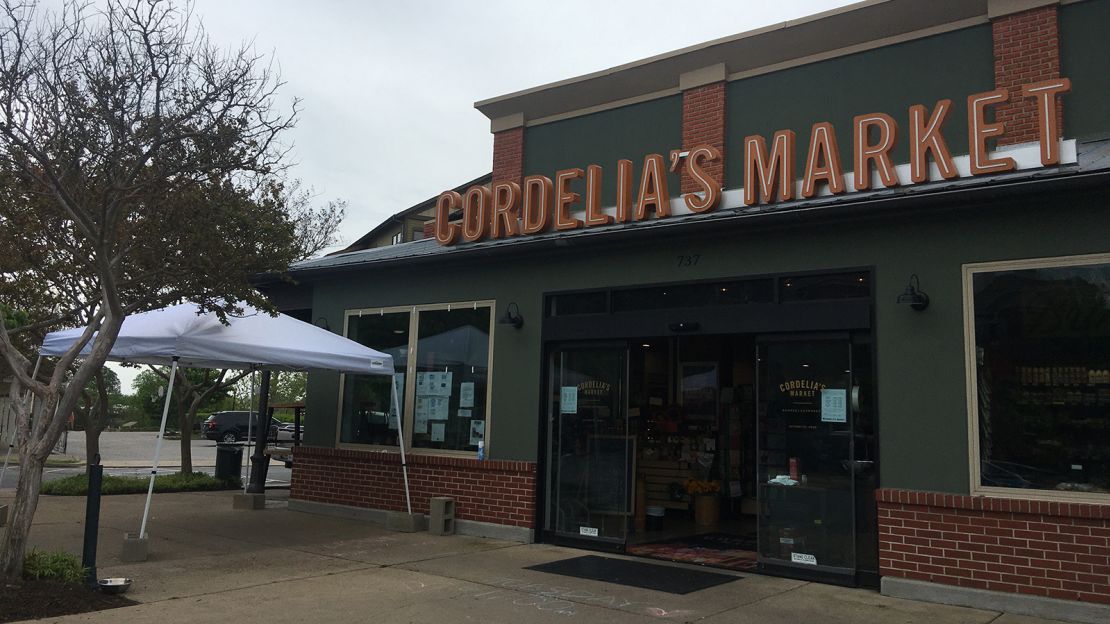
[2, 489, 1078, 624]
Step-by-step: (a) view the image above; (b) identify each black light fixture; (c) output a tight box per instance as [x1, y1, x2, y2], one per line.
[498, 302, 524, 329]
[897, 274, 930, 311]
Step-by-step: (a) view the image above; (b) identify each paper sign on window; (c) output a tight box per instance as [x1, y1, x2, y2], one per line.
[560, 386, 578, 413]
[459, 382, 475, 407]
[469, 420, 485, 446]
[791, 552, 818, 565]
[414, 397, 429, 434]
[430, 422, 446, 442]
[820, 388, 847, 423]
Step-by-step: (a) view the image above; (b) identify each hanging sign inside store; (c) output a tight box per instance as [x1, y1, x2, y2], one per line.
[435, 79, 1073, 246]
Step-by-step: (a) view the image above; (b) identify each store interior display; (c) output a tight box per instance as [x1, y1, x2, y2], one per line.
[974, 263, 1110, 494]
[626, 335, 758, 548]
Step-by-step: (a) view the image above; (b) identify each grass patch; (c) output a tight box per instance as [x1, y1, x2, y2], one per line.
[42, 472, 238, 496]
[23, 549, 85, 583]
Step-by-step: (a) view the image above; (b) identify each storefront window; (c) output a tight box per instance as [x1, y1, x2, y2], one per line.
[340, 303, 494, 455]
[971, 258, 1110, 495]
[411, 307, 491, 451]
[340, 311, 409, 446]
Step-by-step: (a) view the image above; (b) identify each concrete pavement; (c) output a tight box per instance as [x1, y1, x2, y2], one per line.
[0, 489, 1078, 624]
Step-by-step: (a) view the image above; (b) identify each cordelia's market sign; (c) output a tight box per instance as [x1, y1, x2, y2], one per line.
[434, 79, 1073, 246]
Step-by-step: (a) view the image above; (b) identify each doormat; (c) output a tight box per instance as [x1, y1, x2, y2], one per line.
[525, 555, 740, 595]
[626, 533, 758, 572]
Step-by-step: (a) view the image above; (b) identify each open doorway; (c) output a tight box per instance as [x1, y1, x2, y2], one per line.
[623, 334, 758, 571]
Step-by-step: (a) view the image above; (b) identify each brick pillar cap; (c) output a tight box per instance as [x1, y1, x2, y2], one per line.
[988, 0, 1058, 19]
[491, 112, 525, 133]
[679, 63, 728, 91]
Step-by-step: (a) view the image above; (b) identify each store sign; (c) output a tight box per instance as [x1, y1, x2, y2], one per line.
[779, 379, 827, 399]
[435, 79, 1073, 246]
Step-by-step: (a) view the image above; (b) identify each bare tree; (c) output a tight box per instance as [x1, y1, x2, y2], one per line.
[0, 0, 306, 576]
[146, 365, 250, 474]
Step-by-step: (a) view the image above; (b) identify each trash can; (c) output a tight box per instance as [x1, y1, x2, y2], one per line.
[215, 444, 243, 482]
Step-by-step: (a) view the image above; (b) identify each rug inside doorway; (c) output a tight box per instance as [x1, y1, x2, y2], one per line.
[626, 532, 759, 572]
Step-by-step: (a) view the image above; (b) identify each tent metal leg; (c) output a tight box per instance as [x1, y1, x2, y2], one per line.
[140, 357, 178, 538]
[390, 377, 412, 514]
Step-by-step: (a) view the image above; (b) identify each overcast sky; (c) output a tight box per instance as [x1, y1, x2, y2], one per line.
[107, 0, 857, 392]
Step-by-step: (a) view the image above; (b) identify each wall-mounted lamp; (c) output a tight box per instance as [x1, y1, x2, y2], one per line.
[896, 274, 930, 311]
[314, 317, 331, 331]
[498, 302, 524, 329]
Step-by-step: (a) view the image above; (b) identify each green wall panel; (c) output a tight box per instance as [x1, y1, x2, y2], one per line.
[1060, 0, 1110, 140]
[523, 96, 682, 208]
[302, 189, 1110, 493]
[725, 26, 994, 189]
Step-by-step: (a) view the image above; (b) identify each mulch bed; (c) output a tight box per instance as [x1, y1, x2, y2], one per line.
[1, 578, 136, 622]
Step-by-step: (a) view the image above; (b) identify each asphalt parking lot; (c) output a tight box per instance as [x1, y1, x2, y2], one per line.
[0, 431, 293, 489]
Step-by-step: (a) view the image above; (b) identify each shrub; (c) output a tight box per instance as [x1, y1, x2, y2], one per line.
[41, 472, 237, 496]
[23, 549, 85, 583]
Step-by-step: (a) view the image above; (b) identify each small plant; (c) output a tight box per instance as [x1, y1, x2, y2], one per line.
[23, 549, 86, 583]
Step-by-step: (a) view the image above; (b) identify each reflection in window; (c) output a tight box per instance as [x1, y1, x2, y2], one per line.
[411, 307, 491, 452]
[779, 272, 870, 302]
[973, 261, 1110, 494]
[341, 311, 409, 446]
[610, 279, 774, 312]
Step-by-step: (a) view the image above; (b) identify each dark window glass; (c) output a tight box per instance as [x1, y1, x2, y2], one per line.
[412, 307, 491, 452]
[548, 291, 608, 317]
[973, 262, 1110, 493]
[717, 279, 776, 305]
[341, 311, 409, 446]
[611, 279, 773, 313]
[779, 272, 870, 302]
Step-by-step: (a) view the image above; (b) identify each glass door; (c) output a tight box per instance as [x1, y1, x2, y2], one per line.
[546, 345, 631, 544]
[757, 336, 856, 579]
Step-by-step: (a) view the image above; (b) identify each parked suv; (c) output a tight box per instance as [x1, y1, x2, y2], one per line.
[202, 411, 280, 444]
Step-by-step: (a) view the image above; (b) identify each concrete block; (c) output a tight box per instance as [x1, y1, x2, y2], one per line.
[385, 511, 427, 533]
[429, 497, 455, 536]
[233, 493, 266, 510]
[120, 532, 148, 562]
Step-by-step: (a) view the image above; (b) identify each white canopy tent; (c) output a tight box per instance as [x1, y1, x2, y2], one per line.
[37, 302, 409, 539]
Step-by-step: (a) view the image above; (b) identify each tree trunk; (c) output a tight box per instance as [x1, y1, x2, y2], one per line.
[84, 424, 100, 466]
[0, 451, 46, 577]
[179, 407, 192, 475]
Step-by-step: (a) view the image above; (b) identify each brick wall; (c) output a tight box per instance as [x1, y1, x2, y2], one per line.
[992, 4, 1062, 146]
[877, 488, 1110, 605]
[680, 81, 726, 193]
[291, 446, 536, 527]
[492, 127, 524, 185]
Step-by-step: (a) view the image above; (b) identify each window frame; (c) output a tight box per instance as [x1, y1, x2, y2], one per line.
[336, 300, 496, 457]
[963, 252, 1110, 503]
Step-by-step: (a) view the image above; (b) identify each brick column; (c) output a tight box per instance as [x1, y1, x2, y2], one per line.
[990, 0, 1063, 146]
[491, 113, 525, 185]
[679, 64, 727, 193]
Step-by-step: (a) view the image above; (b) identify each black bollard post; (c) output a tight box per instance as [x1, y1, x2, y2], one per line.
[82, 454, 103, 589]
[246, 371, 272, 494]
